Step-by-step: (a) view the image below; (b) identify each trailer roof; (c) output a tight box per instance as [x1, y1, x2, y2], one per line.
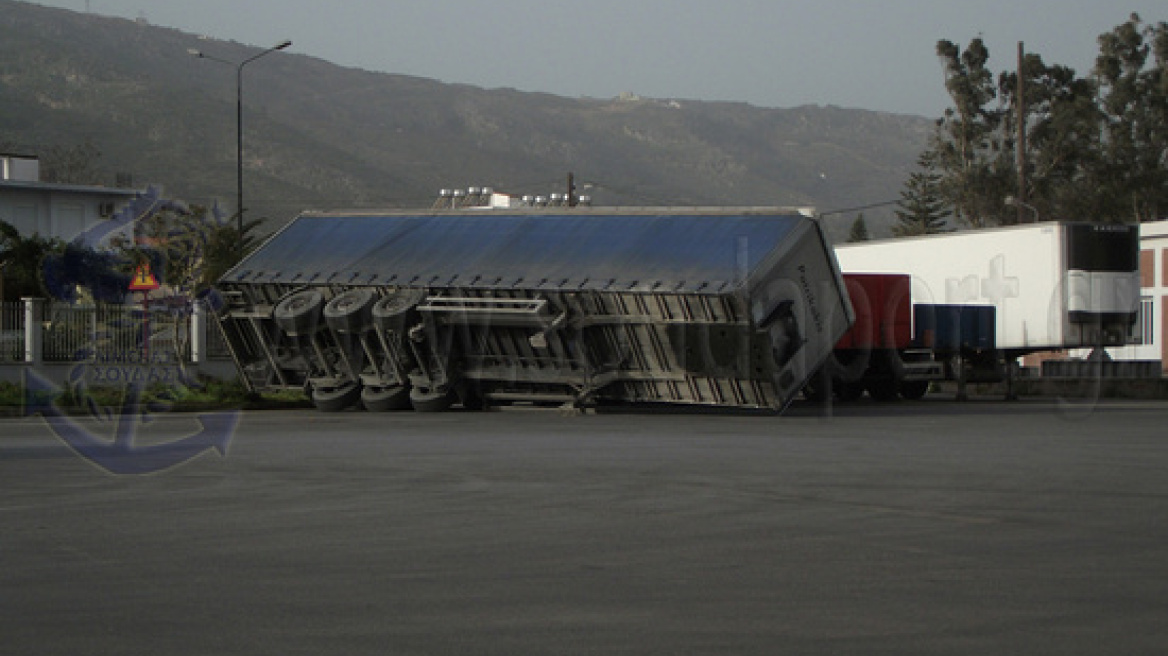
[221, 211, 807, 293]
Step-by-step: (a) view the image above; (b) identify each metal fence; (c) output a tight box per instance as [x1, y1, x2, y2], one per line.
[0, 302, 23, 363]
[0, 300, 231, 364]
[41, 303, 189, 363]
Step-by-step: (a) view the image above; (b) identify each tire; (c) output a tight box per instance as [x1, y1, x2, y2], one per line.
[899, 380, 930, 400]
[410, 387, 454, 413]
[273, 289, 324, 337]
[801, 368, 831, 402]
[324, 288, 377, 334]
[361, 385, 412, 412]
[457, 384, 488, 411]
[373, 288, 427, 333]
[312, 380, 362, 412]
[802, 383, 829, 403]
[866, 378, 900, 402]
[836, 381, 866, 402]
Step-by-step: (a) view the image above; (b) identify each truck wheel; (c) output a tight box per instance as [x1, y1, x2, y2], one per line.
[410, 387, 454, 413]
[324, 288, 376, 334]
[836, 381, 865, 402]
[899, 380, 930, 400]
[361, 384, 412, 412]
[866, 379, 900, 402]
[312, 381, 362, 412]
[273, 289, 324, 336]
[801, 369, 832, 402]
[802, 383, 829, 403]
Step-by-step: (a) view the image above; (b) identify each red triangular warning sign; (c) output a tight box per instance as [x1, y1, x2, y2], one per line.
[128, 261, 161, 291]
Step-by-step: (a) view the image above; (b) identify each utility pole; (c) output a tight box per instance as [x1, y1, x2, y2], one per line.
[1016, 41, 1029, 223]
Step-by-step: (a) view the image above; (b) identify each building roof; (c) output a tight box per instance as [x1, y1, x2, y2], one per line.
[0, 179, 142, 197]
[1138, 219, 1168, 240]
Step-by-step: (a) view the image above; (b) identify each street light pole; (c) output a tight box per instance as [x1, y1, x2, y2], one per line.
[189, 40, 291, 258]
[1004, 196, 1039, 222]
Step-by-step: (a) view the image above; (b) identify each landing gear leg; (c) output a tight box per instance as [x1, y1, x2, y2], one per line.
[1004, 357, 1019, 402]
[954, 355, 969, 402]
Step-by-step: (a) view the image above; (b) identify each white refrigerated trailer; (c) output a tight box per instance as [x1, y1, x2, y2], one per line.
[833, 222, 1141, 387]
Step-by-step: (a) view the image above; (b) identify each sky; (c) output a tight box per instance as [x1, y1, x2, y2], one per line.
[30, 0, 1168, 117]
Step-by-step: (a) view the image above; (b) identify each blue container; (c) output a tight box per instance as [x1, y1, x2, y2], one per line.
[913, 304, 995, 352]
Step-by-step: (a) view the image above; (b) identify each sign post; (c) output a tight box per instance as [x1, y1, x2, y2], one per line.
[129, 261, 161, 362]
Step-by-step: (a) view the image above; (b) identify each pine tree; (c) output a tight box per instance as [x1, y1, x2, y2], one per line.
[847, 214, 870, 242]
[894, 152, 952, 237]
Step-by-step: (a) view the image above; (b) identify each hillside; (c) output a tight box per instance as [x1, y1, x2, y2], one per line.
[0, 0, 933, 238]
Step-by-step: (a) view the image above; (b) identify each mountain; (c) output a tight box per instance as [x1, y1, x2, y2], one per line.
[0, 0, 933, 239]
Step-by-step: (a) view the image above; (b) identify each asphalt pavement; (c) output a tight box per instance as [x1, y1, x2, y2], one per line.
[2, 396, 1167, 655]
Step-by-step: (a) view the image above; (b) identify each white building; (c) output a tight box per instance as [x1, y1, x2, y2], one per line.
[1099, 220, 1168, 373]
[0, 153, 141, 242]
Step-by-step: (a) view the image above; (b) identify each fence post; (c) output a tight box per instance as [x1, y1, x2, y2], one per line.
[191, 300, 207, 365]
[90, 305, 98, 361]
[23, 297, 43, 365]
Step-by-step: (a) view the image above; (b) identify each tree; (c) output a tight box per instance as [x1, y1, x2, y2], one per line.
[894, 152, 952, 236]
[932, 38, 1008, 228]
[1094, 14, 1168, 222]
[40, 241, 132, 304]
[0, 219, 65, 301]
[103, 202, 256, 369]
[201, 216, 265, 288]
[847, 214, 870, 242]
[114, 203, 263, 304]
[927, 19, 1167, 227]
[995, 51, 1105, 223]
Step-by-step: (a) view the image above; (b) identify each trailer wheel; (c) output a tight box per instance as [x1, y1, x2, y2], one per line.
[361, 384, 412, 412]
[324, 288, 376, 334]
[899, 380, 930, 400]
[273, 289, 324, 336]
[410, 387, 454, 413]
[457, 384, 488, 411]
[312, 381, 362, 412]
[372, 288, 427, 332]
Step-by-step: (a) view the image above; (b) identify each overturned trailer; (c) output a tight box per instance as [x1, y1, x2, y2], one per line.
[213, 208, 853, 412]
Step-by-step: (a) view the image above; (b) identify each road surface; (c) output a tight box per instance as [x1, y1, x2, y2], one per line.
[2, 397, 1166, 655]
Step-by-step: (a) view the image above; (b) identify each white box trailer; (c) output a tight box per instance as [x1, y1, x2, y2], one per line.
[833, 222, 1141, 356]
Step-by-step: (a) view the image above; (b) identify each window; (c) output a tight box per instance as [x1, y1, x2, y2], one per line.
[1133, 296, 1155, 345]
